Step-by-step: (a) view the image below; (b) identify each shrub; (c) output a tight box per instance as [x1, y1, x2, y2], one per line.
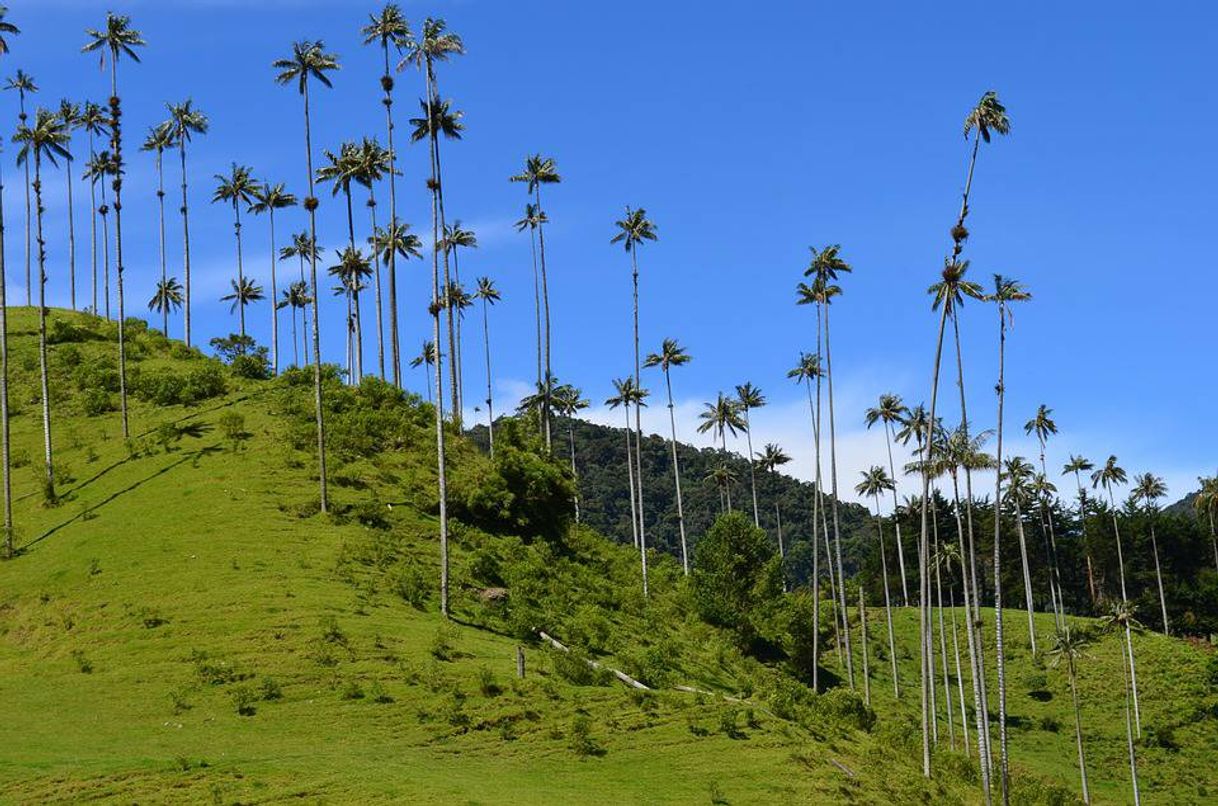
[341, 680, 365, 700]
[218, 411, 247, 449]
[394, 565, 428, 609]
[568, 714, 604, 757]
[369, 681, 394, 703]
[550, 648, 610, 687]
[231, 352, 271, 380]
[478, 666, 502, 697]
[429, 626, 454, 661]
[230, 685, 258, 716]
[71, 649, 93, 674]
[692, 511, 782, 643]
[260, 676, 282, 701]
[191, 649, 245, 685]
[718, 706, 744, 738]
[80, 388, 114, 417]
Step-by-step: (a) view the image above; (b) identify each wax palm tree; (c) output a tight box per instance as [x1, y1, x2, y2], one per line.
[441, 221, 477, 414]
[328, 246, 373, 381]
[147, 277, 183, 323]
[473, 277, 500, 455]
[362, 3, 411, 386]
[4, 69, 35, 306]
[510, 153, 560, 409]
[802, 244, 856, 691]
[645, 338, 692, 574]
[276, 280, 311, 368]
[1025, 403, 1064, 624]
[697, 392, 746, 511]
[0, 4, 17, 558]
[250, 181, 297, 373]
[83, 12, 145, 441]
[865, 392, 912, 604]
[82, 149, 115, 318]
[274, 39, 338, 515]
[705, 462, 739, 514]
[221, 276, 264, 330]
[280, 232, 319, 365]
[58, 99, 83, 310]
[951, 91, 1012, 261]
[1103, 601, 1143, 805]
[352, 137, 393, 380]
[755, 443, 792, 565]
[1048, 627, 1092, 805]
[515, 202, 548, 388]
[166, 99, 208, 345]
[140, 121, 173, 332]
[1195, 475, 1218, 571]
[79, 101, 106, 316]
[735, 382, 766, 528]
[1064, 454, 1098, 604]
[551, 382, 589, 523]
[14, 107, 69, 502]
[1003, 457, 1038, 651]
[789, 350, 828, 689]
[612, 206, 658, 570]
[1092, 455, 1141, 734]
[607, 376, 650, 594]
[410, 340, 438, 402]
[211, 164, 261, 338]
[856, 465, 901, 699]
[317, 141, 364, 375]
[1133, 472, 1170, 634]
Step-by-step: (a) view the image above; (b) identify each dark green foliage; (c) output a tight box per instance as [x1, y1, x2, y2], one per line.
[692, 512, 782, 645]
[260, 677, 282, 701]
[129, 363, 226, 407]
[568, 713, 604, 757]
[549, 647, 611, 687]
[230, 685, 257, 716]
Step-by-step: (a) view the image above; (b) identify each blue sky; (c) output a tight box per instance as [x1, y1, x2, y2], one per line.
[2, 0, 1214, 504]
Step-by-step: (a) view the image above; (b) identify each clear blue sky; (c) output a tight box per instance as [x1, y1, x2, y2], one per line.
[3, 0, 1214, 503]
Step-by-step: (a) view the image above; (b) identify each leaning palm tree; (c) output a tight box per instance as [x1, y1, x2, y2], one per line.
[551, 382, 589, 522]
[735, 382, 766, 528]
[950, 90, 1012, 263]
[250, 181, 297, 373]
[611, 206, 658, 568]
[221, 277, 264, 332]
[1025, 403, 1064, 625]
[211, 164, 261, 339]
[165, 99, 208, 346]
[57, 99, 82, 310]
[14, 108, 70, 502]
[409, 340, 438, 402]
[1048, 627, 1092, 805]
[510, 153, 560, 408]
[79, 101, 106, 316]
[1103, 601, 1143, 805]
[276, 280, 311, 368]
[140, 121, 174, 332]
[1064, 454, 1098, 604]
[0, 3, 17, 558]
[644, 338, 692, 574]
[4, 68, 35, 306]
[865, 392, 912, 604]
[1195, 475, 1218, 571]
[856, 465, 901, 699]
[1092, 455, 1141, 734]
[147, 277, 183, 324]
[440, 221, 477, 413]
[755, 443, 792, 566]
[1003, 457, 1039, 652]
[274, 40, 338, 515]
[515, 202, 548, 388]
[362, 4, 411, 386]
[1133, 472, 1170, 635]
[473, 277, 500, 455]
[607, 376, 650, 594]
[83, 11, 145, 441]
[789, 351, 829, 689]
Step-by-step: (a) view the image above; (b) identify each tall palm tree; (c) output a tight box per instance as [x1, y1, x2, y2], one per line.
[1103, 601, 1143, 805]
[1048, 627, 1091, 805]
[211, 164, 260, 339]
[352, 137, 392, 380]
[865, 392, 912, 605]
[515, 202, 547, 389]
[410, 340, 438, 402]
[1195, 475, 1218, 571]
[1092, 455, 1141, 734]
[80, 101, 106, 316]
[644, 338, 692, 573]
[317, 141, 364, 376]
[607, 377, 649, 592]
[276, 280, 311, 368]
[789, 351, 828, 690]
[280, 232, 320, 365]
[951, 91, 1012, 263]
[166, 99, 208, 345]
[705, 462, 739, 515]
[441, 221, 477, 413]
[3, 68, 35, 306]
[83, 12, 145, 441]
[611, 206, 658, 570]
[1064, 454, 1098, 604]
[0, 3, 17, 559]
[147, 277, 183, 325]
[140, 121, 174, 333]
[328, 246, 372, 380]
[755, 443, 792, 566]
[57, 99, 82, 310]
[735, 382, 766, 528]
[274, 39, 338, 515]
[551, 383, 589, 522]
[1003, 457, 1038, 652]
[14, 108, 69, 502]
[1025, 404, 1064, 625]
[250, 181, 297, 373]
[510, 153, 560, 412]
[221, 277, 264, 332]
[473, 277, 500, 455]
[1133, 472, 1170, 635]
[803, 244, 855, 691]
[697, 392, 746, 511]
[856, 465, 901, 699]
[362, 4, 412, 387]
[82, 149, 115, 319]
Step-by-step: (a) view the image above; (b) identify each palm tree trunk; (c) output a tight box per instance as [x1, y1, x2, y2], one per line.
[302, 78, 328, 514]
[823, 497, 843, 665]
[233, 201, 246, 338]
[885, 422, 910, 605]
[428, 96, 458, 428]
[775, 500, 786, 592]
[1119, 632, 1142, 805]
[934, 543, 955, 749]
[269, 209, 279, 374]
[369, 185, 384, 381]
[528, 224, 541, 389]
[804, 377, 822, 691]
[950, 584, 971, 756]
[1107, 490, 1141, 735]
[32, 153, 54, 501]
[0, 154, 12, 557]
[424, 61, 450, 615]
[155, 149, 167, 333]
[20, 93, 30, 307]
[744, 406, 760, 528]
[100, 181, 110, 320]
[1014, 501, 1036, 655]
[1149, 518, 1169, 634]
[179, 137, 193, 347]
[481, 295, 494, 457]
[823, 300, 854, 689]
[664, 368, 689, 575]
[873, 498, 900, 699]
[66, 140, 78, 311]
[290, 299, 298, 367]
[451, 249, 463, 418]
[630, 248, 648, 598]
[1067, 655, 1090, 804]
[623, 407, 638, 548]
[109, 66, 130, 441]
[535, 186, 553, 450]
[951, 473, 991, 786]
[382, 43, 402, 387]
[859, 586, 871, 706]
[88, 128, 98, 317]
[993, 300, 1012, 805]
[569, 422, 580, 523]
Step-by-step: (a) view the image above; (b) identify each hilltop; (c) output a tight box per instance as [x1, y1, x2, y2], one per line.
[0, 309, 1216, 804]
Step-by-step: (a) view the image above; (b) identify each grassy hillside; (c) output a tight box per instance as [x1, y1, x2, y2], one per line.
[1, 309, 1215, 804]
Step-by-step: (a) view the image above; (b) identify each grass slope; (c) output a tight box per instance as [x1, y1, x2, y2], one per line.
[0, 309, 1215, 804]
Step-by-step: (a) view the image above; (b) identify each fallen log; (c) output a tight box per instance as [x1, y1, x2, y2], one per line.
[536, 630, 650, 690]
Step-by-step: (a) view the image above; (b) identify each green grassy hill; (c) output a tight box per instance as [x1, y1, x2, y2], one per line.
[1, 309, 1215, 804]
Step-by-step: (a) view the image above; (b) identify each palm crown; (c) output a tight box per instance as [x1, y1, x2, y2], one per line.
[362, 4, 412, 52]
[166, 100, 208, 144]
[735, 382, 765, 411]
[474, 277, 500, 304]
[610, 207, 657, 252]
[697, 392, 746, 441]
[398, 17, 463, 73]
[212, 163, 260, 209]
[963, 90, 1011, 143]
[510, 154, 560, 194]
[371, 222, 422, 266]
[644, 338, 690, 372]
[82, 13, 145, 70]
[856, 465, 896, 499]
[14, 107, 71, 167]
[929, 258, 984, 314]
[1090, 455, 1127, 494]
[273, 41, 340, 94]
[865, 393, 908, 430]
[755, 443, 791, 473]
[787, 352, 822, 384]
[250, 182, 298, 215]
[1024, 403, 1057, 447]
[0, 6, 19, 54]
[1133, 473, 1166, 510]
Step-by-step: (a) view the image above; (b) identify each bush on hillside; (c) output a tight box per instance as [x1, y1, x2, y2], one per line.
[692, 511, 783, 645]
